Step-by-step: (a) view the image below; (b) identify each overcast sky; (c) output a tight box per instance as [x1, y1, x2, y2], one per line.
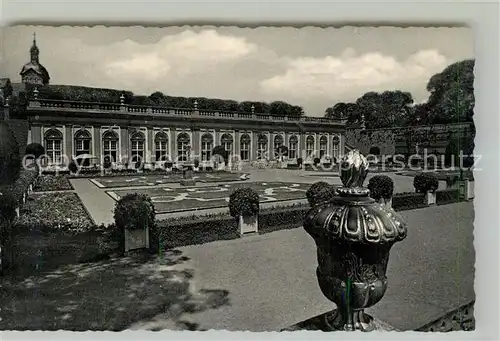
[1, 25, 473, 116]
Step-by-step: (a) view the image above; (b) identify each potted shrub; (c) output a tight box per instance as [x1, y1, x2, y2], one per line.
[414, 172, 439, 205]
[114, 193, 156, 254]
[313, 157, 321, 168]
[306, 181, 337, 207]
[229, 188, 260, 235]
[162, 159, 172, 172]
[297, 157, 304, 170]
[102, 156, 113, 175]
[193, 158, 200, 172]
[367, 175, 394, 208]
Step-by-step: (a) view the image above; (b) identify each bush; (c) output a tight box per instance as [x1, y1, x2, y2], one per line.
[413, 172, 439, 193]
[25, 143, 45, 159]
[297, 158, 303, 167]
[228, 188, 260, 218]
[114, 193, 156, 231]
[0, 121, 21, 186]
[0, 187, 18, 223]
[392, 192, 426, 211]
[306, 181, 337, 207]
[367, 175, 394, 200]
[313, 157, 321, 166]
[194, 158, 200, 168]
[212, 146, 228, 165]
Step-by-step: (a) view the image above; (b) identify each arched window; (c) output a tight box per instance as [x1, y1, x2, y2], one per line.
[201, 133, 214, 161]
[130, 131, 145, 164]
[306, 135, 315, 158]
[44, 129, 63, 165]
[154, 132, 169, 162]
[289, 135, 298, 159]
[332, 134, 340, 159]
[177, 132, 190, 162]
[103, 131, 119, 163]
[319, 136, 328, 158]
[273, 135, 284, 158]
[240, 134, 251, 161]
[221, 133, 234, 154]
[74, 129, 92, 166]
[257, 134, 268, 160]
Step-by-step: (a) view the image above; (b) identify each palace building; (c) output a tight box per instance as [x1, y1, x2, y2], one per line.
[2, 35, 347, 169]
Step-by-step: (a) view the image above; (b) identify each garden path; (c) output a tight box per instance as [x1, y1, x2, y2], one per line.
[129, 202, 474, 332]
[70, 178, 116, 225]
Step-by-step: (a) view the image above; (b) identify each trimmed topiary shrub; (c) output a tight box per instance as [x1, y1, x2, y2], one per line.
[297, 157, 303, 168]
[114, 193, 156, 231]
[413, 172, 439, 193]
[313, 157, 321, 166]
[228, 188, 260, 218]
[68, 161, 79, 174]
[0, 122, 21, 186]
[193, 158, 200, 168]
[367, 175, 394, 200]
[25, 143, 45, 159]
[306, 181, 337, 207]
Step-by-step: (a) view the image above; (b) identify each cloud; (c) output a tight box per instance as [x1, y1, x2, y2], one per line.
[101, 30, 257, 83]
[259, 49, 448, 101]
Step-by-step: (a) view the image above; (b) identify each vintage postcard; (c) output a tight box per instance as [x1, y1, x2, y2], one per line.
[0, 25, 474, 332]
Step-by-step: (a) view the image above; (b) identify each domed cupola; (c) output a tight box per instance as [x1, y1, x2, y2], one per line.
[20, 33, 50, 86]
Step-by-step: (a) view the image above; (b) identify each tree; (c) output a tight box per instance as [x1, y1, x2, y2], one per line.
[425, 59, 475, 124]
[0, 122, 21, 186]
[355, 90, 414, 129]
[25, 143, 45, 159]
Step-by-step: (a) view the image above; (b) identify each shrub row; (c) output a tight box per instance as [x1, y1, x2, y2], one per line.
[33, 174, 74, 192]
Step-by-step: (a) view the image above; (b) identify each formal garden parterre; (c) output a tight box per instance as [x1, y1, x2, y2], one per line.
[107, 182, 312, 214]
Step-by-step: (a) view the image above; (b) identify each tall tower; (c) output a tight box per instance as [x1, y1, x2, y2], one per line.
[20, 32, 50, 86]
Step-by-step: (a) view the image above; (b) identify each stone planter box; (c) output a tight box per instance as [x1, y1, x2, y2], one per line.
[378, 197, 392, 209]
[467, 180, 474, 200]
[239, 215, 258, 235]
[124, 227, 150, 253]
[426, 191, 436, 205]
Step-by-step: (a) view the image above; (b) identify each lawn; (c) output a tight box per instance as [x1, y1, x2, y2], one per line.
[107, 182, 313, 214]
[91, 172, 247, 188]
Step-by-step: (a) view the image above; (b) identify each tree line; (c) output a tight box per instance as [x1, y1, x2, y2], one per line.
[324, 59, 475, 128]
[9, 85, 304, 117]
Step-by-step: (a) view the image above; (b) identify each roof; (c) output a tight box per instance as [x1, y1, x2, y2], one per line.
[20, 62, 50, 84]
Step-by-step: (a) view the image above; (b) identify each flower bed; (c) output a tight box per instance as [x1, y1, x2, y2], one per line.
[14, 192, 94, 232]
[41, 167, 226, 179]
[33, 174, 74, 192]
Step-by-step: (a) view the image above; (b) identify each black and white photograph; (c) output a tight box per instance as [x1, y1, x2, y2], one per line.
[1, 25, 475, 333]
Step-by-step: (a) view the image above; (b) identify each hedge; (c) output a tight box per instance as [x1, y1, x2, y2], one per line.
[392, 192, 427, 211]
[436, 189, 461, 205]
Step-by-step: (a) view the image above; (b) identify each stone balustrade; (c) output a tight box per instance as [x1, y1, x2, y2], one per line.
[29, 99, 343, 125]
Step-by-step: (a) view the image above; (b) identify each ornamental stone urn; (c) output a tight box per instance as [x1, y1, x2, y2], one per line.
[303, 149, 407, 332]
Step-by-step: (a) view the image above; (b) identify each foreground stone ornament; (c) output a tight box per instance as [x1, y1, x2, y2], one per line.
[303, 149, 407, 332]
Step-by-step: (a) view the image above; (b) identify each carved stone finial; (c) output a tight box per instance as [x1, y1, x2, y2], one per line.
[338, 150, 369, 196]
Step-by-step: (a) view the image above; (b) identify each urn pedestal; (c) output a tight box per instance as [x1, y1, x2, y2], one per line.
[303, 149, 407, 332]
